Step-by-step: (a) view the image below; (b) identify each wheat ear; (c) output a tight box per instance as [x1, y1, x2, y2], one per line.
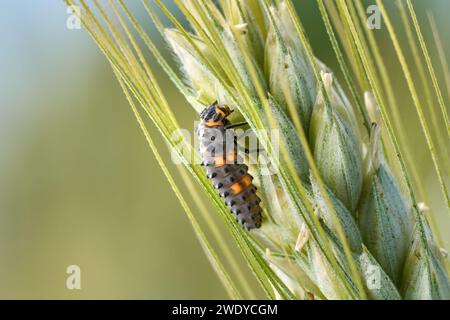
[68, 0, 450, 299]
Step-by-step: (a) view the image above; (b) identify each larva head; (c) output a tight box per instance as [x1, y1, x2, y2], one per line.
[200, 102, 233, 123]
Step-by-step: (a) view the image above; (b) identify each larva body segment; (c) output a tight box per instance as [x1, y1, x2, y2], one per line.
[197, 103, 262, 229]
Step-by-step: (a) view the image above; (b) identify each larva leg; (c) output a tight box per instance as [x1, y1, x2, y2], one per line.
[224, 121, 248, 130]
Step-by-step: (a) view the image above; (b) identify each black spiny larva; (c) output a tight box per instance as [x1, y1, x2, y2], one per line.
[196, 102, 262, 229]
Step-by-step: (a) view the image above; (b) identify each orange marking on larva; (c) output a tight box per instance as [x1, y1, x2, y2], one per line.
[226, 152, 237, 163]
[231, 182, 243, 194]
[215, 107, 225, 116]
[206, 119, 223, 127]
[214, 157, 226, 167]
[241, 175, 252, 188]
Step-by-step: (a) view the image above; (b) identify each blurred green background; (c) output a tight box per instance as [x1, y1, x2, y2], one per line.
[0, 1, 448, 299]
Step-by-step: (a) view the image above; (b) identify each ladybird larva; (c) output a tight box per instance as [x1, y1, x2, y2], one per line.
[197, 102, 262, 229]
